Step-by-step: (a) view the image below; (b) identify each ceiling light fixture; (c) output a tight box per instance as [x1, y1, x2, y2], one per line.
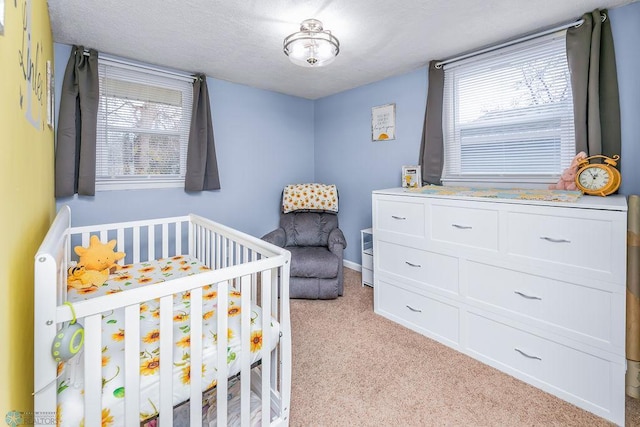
[283, 19, 340, 67]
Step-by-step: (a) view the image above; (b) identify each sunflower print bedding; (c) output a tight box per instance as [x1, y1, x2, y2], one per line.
[56, 256, 280, 427]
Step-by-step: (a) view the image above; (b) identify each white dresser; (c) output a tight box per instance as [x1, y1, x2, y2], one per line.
[372, 188, 627, 425]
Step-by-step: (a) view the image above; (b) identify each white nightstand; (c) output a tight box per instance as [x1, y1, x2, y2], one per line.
[360, 228, 374, 287]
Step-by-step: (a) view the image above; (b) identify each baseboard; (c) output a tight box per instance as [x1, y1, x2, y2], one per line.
[343, 259, 361, 272]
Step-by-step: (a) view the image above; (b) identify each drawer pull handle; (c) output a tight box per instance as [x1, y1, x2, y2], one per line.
[540, 236, 571, 244]
[514, 291, 542, 301]
[405, 261, 421, 268]
[515, 348, 542, 361]
[406, 305, 422, 313]
[391, 215, 407, 220]
[452, 224, 472, 230]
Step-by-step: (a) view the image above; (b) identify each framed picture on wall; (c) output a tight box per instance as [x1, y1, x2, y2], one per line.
[402, 165, 421, 188]
[372, 103, 395, 141]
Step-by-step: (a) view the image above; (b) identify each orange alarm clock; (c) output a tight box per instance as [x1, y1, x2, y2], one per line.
[574, 154, 621, 196]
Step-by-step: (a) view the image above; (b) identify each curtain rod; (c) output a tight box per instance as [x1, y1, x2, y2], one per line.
[435, 13, 605, 69]
[82, 49, 197, 82]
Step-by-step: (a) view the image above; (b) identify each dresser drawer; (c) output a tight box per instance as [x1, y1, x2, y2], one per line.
[377, 280, 459, 346]
[506, 211, 614, 275]
[430, 203, 498, 251]
[466, 313, 613, 412]
[377, 241, 458, 295]
[465, 261, 619, 349]
[375, 198, 426, 239]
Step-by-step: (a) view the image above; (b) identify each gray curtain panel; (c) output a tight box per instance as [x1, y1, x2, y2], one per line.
[566, 9, 621, 159]
[418, 60, 445, 186]
[185, 74, 221, 191]
[54, 46, 99, 197]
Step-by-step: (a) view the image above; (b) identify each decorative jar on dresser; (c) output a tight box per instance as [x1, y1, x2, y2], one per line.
[372, 187, 627, 425]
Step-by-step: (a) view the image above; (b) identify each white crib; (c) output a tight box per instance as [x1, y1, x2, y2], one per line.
[34, 206, 291, 426]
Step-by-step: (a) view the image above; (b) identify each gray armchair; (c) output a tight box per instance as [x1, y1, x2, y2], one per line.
[262, 185, 347, 299]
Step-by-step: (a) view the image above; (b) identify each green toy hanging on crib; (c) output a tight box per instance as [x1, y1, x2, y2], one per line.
[51, 302, 84, 363]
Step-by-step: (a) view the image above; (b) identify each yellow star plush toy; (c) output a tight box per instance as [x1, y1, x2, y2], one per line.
[74, 235, 126, 274]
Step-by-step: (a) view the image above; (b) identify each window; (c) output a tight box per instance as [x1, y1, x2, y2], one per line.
[96, 60, 193, 190]
[442, 31, 575, 186]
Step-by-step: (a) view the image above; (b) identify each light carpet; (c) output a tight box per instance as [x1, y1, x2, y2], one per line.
[289, 268, 640, 426]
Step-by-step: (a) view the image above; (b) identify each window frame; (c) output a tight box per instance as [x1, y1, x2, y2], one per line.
[440, 31, 576, 188]
[95, 59, 194, 192]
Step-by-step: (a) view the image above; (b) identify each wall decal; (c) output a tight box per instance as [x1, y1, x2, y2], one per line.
[17, 0, 46, 130]
[46, 60, 54, 128]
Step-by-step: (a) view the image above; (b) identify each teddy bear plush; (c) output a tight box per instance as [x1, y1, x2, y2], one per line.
[548, 151, 587, 191]
[74, 235, 126, 274]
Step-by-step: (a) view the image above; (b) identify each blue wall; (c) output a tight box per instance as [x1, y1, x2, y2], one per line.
[610, 2, 640, 196]
[314, 69, 427, 263]
[54, 0, 640, 266]
[54, 44, 315, 239]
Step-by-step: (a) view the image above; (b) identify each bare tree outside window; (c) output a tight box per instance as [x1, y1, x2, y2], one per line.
[95, 63, 192, 190]
[442, 32, 575, 184]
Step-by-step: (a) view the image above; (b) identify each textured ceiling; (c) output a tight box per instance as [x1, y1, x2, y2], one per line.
[48, 0, 636, 100]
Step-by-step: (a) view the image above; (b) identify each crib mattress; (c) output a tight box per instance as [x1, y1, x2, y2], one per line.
[57, 256, 279, 426]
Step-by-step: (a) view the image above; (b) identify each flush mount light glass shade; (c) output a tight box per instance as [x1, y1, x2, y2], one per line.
[283, 19, 340, 67]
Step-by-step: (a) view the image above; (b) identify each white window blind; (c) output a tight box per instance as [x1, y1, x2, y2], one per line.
[96, 60, 193, 191]
[442, 31, 575, 186]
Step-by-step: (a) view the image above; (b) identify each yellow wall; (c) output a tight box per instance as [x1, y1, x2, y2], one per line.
[0, 0, 55, 418]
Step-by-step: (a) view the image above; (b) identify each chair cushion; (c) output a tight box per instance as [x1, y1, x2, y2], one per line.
[287, 246, 340, 279]
[281, 212, 338, 247]
[282, 183, 338, 213]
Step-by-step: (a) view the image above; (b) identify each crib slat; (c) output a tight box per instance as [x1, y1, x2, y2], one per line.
[279, 259, 292, 423]
[175, 221, 182, 255]
[270, 268, 279, 391]
[148, 225, 155, 260]
[261, 270, 272, 426]
[159, 295, 174, 427]
[194, 225, 200, 260]
[240, 274, 252, 427]
[243, 246, 249, 268]
[215, 233, 221, 269]
[190, 287, 204, 426]
[251, 251, 258, 301]
[124, 304, 141, 426]
[216, 281, 229, 426]
[188, 221, 194, 258]
[232, 241, 238, 266]
[198, 225, 204, 261]
[133, 226, 140, 263]
[84, 314, 103, 427]
[203, 227, 208, 263]
[162, 223, 169, 258]
[222, 236, 228, 268]
[205, 228, 211, 266]
[117, 228, 125, 265]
